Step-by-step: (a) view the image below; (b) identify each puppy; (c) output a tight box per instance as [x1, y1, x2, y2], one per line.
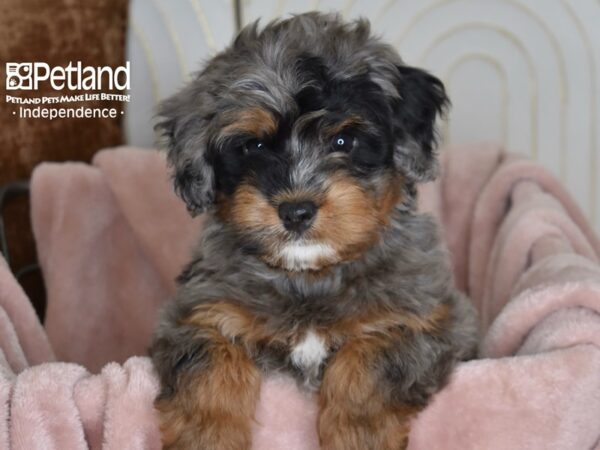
[150, 12, 478, 450]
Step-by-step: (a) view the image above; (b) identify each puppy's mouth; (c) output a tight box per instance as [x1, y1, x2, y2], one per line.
[272, 240, 338, 272]
[270, 200, 342, 271]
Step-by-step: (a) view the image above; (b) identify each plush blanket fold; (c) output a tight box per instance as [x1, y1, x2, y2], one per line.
[0, 143, 598, 449]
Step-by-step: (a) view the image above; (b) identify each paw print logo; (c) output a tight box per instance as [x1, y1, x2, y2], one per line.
[6, 63, 33, 90]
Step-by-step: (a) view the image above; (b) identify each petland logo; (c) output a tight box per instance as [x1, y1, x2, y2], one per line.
[6, 61, 130, 91]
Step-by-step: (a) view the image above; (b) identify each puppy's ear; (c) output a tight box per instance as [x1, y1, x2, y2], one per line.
[392, 66, 449, 182]
[155, 83, 216, 216]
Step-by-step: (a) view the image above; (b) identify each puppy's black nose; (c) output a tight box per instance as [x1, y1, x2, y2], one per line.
[278, 201, 317, 233]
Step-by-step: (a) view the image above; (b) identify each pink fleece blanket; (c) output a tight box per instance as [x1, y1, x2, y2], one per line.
[0, 144, 599, 449]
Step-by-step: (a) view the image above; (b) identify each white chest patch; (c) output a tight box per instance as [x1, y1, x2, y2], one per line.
[291, 330, 328, 372]
[279, 242, 337, 271]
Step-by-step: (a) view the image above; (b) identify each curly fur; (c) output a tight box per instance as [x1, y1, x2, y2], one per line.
[151, 12, 478, 450]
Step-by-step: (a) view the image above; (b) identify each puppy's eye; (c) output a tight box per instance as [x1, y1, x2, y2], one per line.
[331, 133, 355, 152]
[243, 139, 266, 154]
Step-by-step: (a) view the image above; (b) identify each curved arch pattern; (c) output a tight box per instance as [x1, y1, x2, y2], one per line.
[417, 23, 538, 159]
[443, 53, 510, 148]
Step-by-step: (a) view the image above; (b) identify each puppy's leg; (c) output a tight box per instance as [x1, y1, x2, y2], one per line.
[152, 326, 261, 450]
[318, 337, 419, 450]
[319, 309, 456, 450]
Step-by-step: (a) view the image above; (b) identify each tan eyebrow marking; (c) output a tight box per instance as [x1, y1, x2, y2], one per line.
[324, 115, 366, 138]
[222, 107, 278, 138]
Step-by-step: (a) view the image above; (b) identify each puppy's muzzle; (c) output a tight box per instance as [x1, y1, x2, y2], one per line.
[278, 201, 317, 233]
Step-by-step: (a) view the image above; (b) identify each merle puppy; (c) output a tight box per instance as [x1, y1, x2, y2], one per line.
[151, 12, 478, 450]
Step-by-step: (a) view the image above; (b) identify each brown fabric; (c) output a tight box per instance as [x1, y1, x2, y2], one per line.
[0, 0, 129, 311]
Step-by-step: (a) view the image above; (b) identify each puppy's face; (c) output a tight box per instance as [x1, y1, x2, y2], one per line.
[157, 13, 448, 271]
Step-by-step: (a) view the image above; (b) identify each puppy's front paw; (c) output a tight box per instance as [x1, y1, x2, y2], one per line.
[318, 403, 413, 450]
[153, 335, 261, 450]
[318, 336, 426, 450]
[157, 400, 254, 450]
